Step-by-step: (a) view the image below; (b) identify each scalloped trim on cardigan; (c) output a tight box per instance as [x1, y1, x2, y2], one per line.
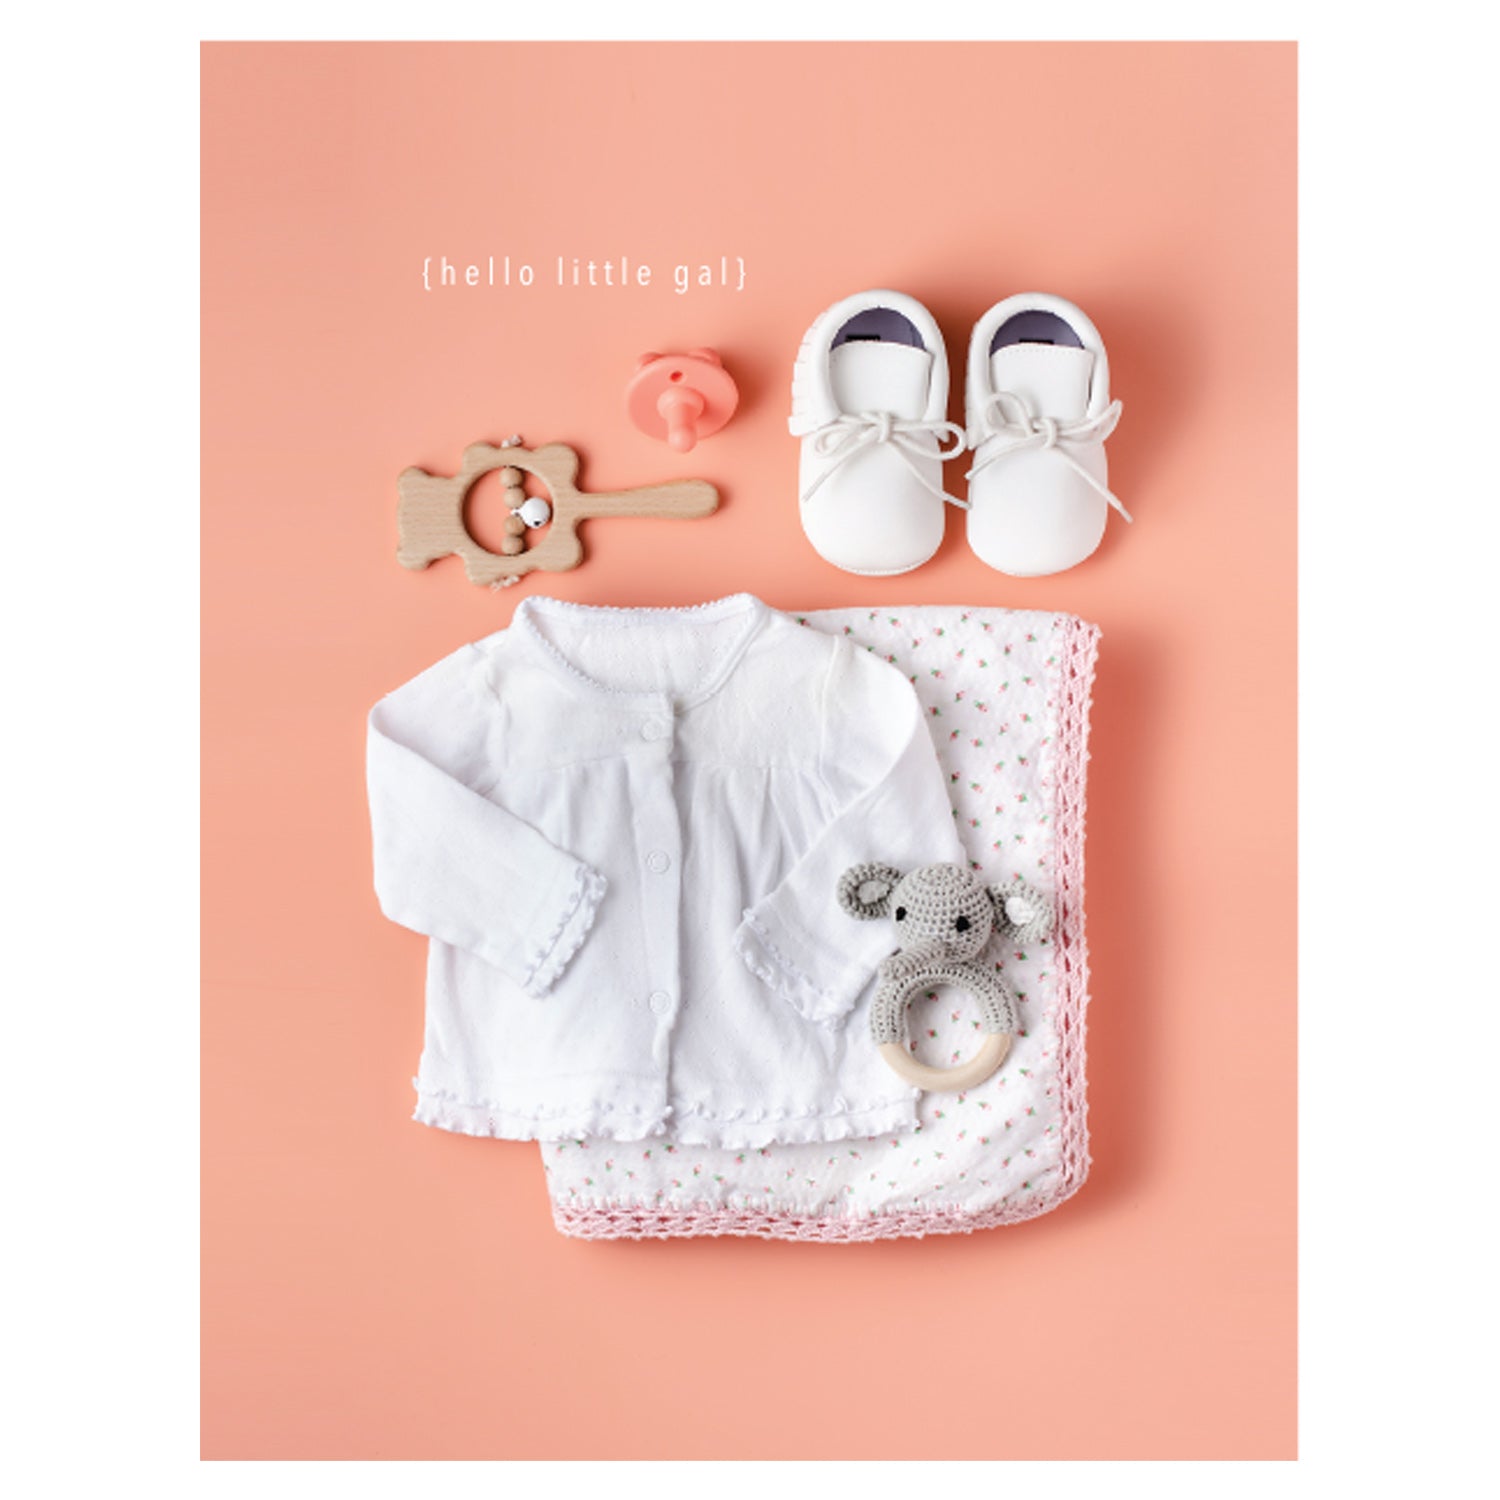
[414, 1087, 917, 1150]
[511, 593, 769, 710]
[732, 908, 843, 1026]
[521, 861, 607, 998]
[665, 1094, 917, 1148]
[414, 1088, 672, 1143]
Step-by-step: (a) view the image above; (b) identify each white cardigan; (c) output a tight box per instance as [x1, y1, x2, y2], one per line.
[366, 595, 966, 1148]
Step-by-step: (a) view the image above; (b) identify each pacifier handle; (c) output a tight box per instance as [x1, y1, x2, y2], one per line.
[656, 384, 707, 453]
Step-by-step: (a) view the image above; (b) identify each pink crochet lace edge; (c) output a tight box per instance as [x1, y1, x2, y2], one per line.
[553, 614, 1102, 1244]
[1049, 613, 1100, 1202]
[552, 1181, 1076, 1243]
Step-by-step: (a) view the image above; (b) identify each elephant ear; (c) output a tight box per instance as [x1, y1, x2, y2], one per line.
[990, 881, 1055, 946]
[837, 862, 904, 921]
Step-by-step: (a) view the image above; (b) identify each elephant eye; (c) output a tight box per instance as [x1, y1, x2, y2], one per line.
[894, 907, 907, 921]
[954, 915, 971, 932]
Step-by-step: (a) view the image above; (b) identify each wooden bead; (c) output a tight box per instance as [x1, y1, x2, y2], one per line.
[500, 535, 525, 555]
[504, 514, 526, 536]
[499, 466, 523, 486]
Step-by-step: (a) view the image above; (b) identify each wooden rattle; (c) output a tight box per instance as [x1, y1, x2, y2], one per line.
[836, 861, 1054, 1094]
[397, 439, 719, 586]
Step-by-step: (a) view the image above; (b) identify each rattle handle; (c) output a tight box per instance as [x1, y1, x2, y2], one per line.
[579, 479, 719, 520]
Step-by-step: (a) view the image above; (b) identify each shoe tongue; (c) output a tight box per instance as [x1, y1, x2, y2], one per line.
[988, 343, 1095, 421]
[830, 340, 932, 420]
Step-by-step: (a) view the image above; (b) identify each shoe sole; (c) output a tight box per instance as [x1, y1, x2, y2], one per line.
[804, 539, 944, 578]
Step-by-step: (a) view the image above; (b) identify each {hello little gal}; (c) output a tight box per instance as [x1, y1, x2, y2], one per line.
[420, 254, 748, 295]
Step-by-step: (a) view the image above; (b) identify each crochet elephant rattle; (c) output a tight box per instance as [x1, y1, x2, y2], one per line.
[837, 861, 1054, 1092]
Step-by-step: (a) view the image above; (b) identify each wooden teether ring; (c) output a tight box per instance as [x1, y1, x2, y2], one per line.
[880, 1034, 1011, 1092]
[875, 971, 1013, 1092]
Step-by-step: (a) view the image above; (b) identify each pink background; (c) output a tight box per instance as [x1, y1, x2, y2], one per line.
[202, 42, 1296, 1459]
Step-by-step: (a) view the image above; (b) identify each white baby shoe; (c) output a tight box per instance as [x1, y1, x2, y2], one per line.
[964, 293, 1130, 576]
[790, 289, 967, 576]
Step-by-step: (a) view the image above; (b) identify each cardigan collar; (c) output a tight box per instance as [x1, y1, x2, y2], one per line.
[511, 594, 771, 710]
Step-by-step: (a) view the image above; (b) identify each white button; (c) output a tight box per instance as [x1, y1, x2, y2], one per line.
[645, 850, 671, 874]
[641, 718, 670, 741]
[648, 990, 672, 1015]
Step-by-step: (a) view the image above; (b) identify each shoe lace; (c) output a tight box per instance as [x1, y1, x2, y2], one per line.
[800, 411, 970, 508]
[965, 391, 1132, 522]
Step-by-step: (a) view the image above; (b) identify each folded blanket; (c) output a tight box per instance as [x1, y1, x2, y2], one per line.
[541, 606, 1100, 1242]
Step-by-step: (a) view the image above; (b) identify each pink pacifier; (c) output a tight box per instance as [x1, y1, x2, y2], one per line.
[626, 349, 739, 453]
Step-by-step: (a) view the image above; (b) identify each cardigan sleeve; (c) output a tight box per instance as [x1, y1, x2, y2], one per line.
[366, 646, 606, 997]
[733, 638, 965, 1027]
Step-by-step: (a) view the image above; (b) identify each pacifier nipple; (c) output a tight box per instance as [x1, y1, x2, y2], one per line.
[626, 348, 739, 453]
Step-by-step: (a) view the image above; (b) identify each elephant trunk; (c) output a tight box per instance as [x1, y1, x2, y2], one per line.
[878, 936, 963, 982]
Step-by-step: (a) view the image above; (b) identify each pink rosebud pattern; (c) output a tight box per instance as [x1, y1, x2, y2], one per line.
[544, 609, 1088, 1233]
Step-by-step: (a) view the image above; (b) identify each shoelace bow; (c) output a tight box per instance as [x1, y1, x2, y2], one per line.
[965, 391, 1131, 522]
[799, 411, 970, 507]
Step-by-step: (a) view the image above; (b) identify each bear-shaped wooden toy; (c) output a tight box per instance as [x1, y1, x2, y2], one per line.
[397, 438, 719, 587]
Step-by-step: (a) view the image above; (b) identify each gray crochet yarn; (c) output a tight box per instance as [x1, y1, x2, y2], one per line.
[836, 862, 1054, 1047]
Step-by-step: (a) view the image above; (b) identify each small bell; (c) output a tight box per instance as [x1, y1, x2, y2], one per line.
[516, 496, 552, 529]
